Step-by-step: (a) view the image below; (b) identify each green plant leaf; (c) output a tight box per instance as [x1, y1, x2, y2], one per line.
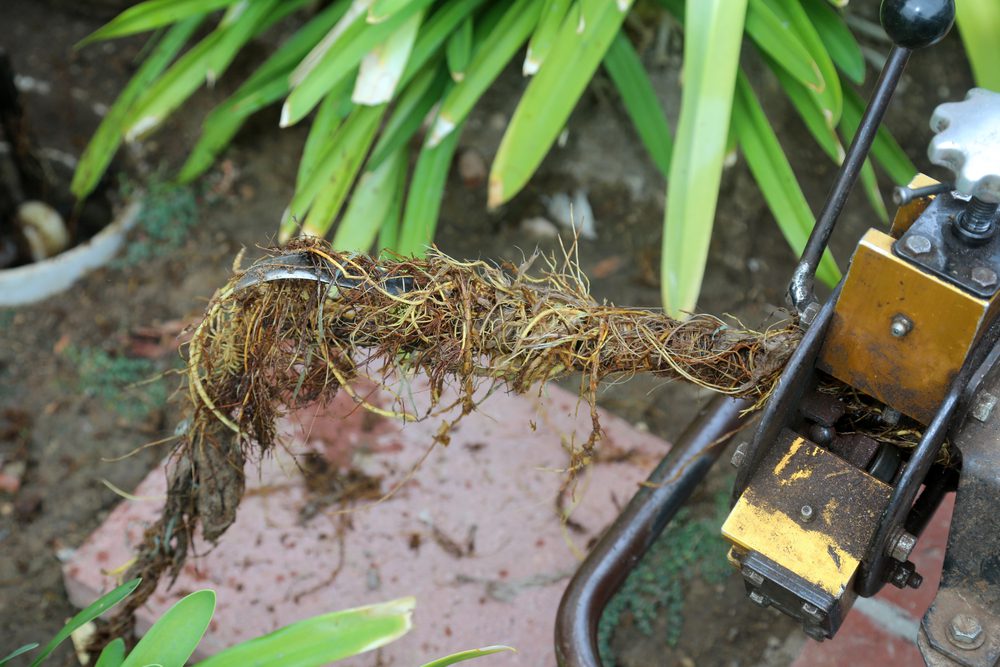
[334, 147, 408, 251]
[28, 578, 141, 667]
[121, 590, 216, 667]
[956, 0, 1000, 91]
[1, 644, 38, 666]
[660, 0, 747, 316]
[399, 0, 490, 87]
[524, 0, 571, 75]
[419, 645, 517, 667]
[733, 71, 840, 287]
[279, 105, 386, 240]
[72, 17, 202, 199]
[177, 0, 352, 182]
[745, 0, 823, 91]
[125, 0, 282, 141]
[94, 639, 126, 667]
[194, 597, 415, 667]
[76, 0, 238, 46]
[296, 77, 357, 190]
[603, 31, 673, 177]
[766, 57, 885, 221]
[353, 8, 425, 104]
[397, 120, 465, 256]
[368, 64, 448, 169]
[765, 0, 841, 125]
[446, 16, 473, 81]
[842, 86, 916, 186]
[369, 0, 417, 24]
[489, 0, 635, 207]
[801, 0, 865, 84]
[283, 0, 434, 127]
[428, 0, 542, 147]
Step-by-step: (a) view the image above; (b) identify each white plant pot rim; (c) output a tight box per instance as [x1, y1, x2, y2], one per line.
[0, 198, 142, 307]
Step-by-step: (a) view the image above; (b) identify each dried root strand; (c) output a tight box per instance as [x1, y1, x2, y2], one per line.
[96, 238, 800, 647]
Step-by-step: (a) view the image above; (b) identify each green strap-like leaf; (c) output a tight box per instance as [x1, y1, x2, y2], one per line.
[489, 0, 635, 207]
[398, 0, 490, 88]
[660, 0, 747, 316]
[419, 645, 517, 667]
[77, 0, 238, 46]
[1, 643, 38, 666]
[194, 597, 415, 667]
[603, 31, 673, 177]
[397, 120, 465, 256]
[124, 0, 283, 141]
[94, 638, 127, 667]
[334, 147, 408, 251]
[428, 0, 542, 147]
[766, 0, 842, 125]
[72, 17, 202, 199]
[746, 0, 823, 91]
[296, 77, 357, 190]
[283, 0, 434, 127]
[29, 578, 141, 667]
[121, 590, 215, 667]
[369, 0, 417, 24]
[733, 71, 840, 287]
[279, 105, 386, 240]
[353, 8, 425, 105]
[524, 0, 571, 75]
[368, 63, 448, 170]
[801, 0, 865, 85]
[842, 86, 916, 186]
[446, 16, 473, 82]
[955, 0, 1000, 91]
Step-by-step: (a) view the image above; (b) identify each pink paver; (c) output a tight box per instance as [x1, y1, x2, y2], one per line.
[64, 377, 671, 666]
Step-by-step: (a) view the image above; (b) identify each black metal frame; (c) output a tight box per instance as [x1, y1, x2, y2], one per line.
[554, 395, 750, 667]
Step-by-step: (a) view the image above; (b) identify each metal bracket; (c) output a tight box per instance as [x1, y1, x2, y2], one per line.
[894, 193, 1000, 299]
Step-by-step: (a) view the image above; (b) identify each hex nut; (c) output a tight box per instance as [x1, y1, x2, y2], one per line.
[948, 614, 985, 650]
[742, 567, 764, 587]
[749, 591, 770, 608]
[903, 234, 933, 255]
[972, 392, 999, 423]
[971, 266, 998, 289]
[888, 530, 917, 562]
[731, 441, 748, 469]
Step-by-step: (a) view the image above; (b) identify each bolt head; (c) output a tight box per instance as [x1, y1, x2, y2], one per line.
[904, 234, 933, 255]
[972, 392, 999, 422]
[748, 591, 770, 607]
[742, 567, 765, 587]
[971, 266, 998, 289]
[891, 314, 913, 338]
[948, 614, 985, 649]
[800, 505, 815, 522]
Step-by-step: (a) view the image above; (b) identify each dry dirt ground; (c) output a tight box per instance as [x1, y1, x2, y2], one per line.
[0, 2, 974, 665]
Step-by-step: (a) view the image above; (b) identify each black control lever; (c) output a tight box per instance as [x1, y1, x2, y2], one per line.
[788, 0, 955, 324]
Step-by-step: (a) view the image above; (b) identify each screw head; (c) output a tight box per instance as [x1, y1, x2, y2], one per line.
[800, 505, 815, 522]
[971, 266, 998, 289]
[742, 566, 764, 587]
[948, 614, 985, 650]
[891, 314, 913, 338]
[749, 591, 770, 607]
[972, 392, 998, 422]
[903, 233, 933, 255]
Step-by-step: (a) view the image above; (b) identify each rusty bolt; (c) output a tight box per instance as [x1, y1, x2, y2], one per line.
[903, 234, 933, 255]
[948, 614, 985, 650]
[891, 314, 913, 338]
[971, 266, 998, 289]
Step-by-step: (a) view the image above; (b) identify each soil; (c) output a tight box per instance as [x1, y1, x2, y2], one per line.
[0, 2, 975, 665]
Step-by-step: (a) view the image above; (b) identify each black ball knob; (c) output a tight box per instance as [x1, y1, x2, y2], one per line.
[881, 0, 955, 49]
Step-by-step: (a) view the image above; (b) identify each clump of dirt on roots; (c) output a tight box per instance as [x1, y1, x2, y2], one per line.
[96, 237, 801, 645]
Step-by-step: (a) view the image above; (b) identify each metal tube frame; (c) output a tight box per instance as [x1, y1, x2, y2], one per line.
[554, 395, 751, 667]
